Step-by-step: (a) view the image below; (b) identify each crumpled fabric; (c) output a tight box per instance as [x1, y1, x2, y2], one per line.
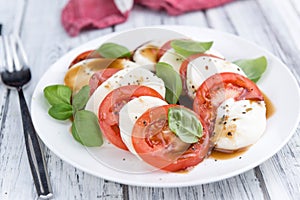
[61, 0, 233, 36]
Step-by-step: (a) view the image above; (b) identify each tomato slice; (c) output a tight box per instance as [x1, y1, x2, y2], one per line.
[89, 68, 120, 95]
[132, 105, 210, 172]
[68, 50, 103, 68]
[157, 40, 172, 60]
[98, 85, 164, 151]
[179, 53, 224, 94]
[193, 72, 264, 135]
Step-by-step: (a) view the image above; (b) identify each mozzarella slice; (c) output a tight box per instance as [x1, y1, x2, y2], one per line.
[212, 98, 266, 151]
[186, 56, 246, 98]
[119, 67, 165, 97]
[158, 48, 225, 75]
[119, 96, 168, 156]
[64, 58, 138, 94]
[85, 67, 165, 116]
[158, 49, 184, 73]
[133, 41, 161, 71]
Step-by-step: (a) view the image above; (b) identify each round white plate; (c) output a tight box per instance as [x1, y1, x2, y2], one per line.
[31, 26, 300, 187]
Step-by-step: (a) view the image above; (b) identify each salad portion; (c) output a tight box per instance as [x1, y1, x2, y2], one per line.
[43, 36, 268, 172]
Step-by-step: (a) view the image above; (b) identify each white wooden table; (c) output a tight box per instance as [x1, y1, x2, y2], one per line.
[1, 0, 300, 199]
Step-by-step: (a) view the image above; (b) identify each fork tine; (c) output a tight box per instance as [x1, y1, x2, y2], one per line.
[0, 24, 3, 70]
[15, 34, 29, 66]
[10, 35, 22, 71]
[3, 35, 14, 72]
[0, 34, 4, 71]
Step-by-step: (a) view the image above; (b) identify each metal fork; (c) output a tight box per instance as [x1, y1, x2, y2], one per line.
[1, 34, 53, 199]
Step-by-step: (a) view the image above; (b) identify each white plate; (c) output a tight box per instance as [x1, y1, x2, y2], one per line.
[31, 26, 300, 187]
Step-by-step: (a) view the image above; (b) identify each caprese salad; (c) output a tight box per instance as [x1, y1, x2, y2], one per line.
[43, 37, 268, 172]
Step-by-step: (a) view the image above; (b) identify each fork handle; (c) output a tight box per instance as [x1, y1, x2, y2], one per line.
[17, 88, 53, 199]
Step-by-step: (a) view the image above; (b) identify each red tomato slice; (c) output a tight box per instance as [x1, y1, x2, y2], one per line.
[157, 40, 172, 59]
[69, 50, 93, 68]
[68, 50, 103, 68]
[98, 85, 164, 151]
[179, 53, 224, 93]
[132, 105, 210, 172]
[193, 72, 264, 135]
[89, 68, 120, 95]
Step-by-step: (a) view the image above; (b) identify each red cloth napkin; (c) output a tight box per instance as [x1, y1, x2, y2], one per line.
[136, 0, 233, 15]
[62, 0, 233, 36]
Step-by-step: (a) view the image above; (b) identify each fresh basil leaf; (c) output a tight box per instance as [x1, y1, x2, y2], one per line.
[168, 107, 203, 143]
[234, 56, 267, 83]
[73, 110, 103, 147]
[44, 85, 72, 106]
[156, 62, 182, 104]
[48, 103, 73, 120]
[97, 42, 131, 58]
[174, 132, 199, 144]
[71, 122, 82, 143]
[72, 85, 90, 112]
[171, 39, 213, 57]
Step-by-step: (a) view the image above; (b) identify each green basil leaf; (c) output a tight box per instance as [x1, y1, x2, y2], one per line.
[44, 85, 72, 106]
[168, 107, 203, 143]
[97, 42, 131, 58]
[174, 132, 199, 144]
[171, 39, 213, 57]
[156, 62, 182, 104]
[72, 110, 103, 147]
[72, 85, 90, 112]
[234, 56, 267, 83]
[71, 122, 82, 143]
[48, 103, 73, 120]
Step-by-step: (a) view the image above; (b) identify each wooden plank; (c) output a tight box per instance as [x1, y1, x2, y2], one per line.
[44, 152, 123, 199]
[256, 0, 300, 82]
[60, 27, 114, 54]
[204, 6, 237, 34]
[202, 171, 264, 200]
[127, 171, 264, 200]
[0, 90, 10, 144]
[162, 10, 207, 27]
[257, 0, 300, 50]
[115, 5, 162, 31]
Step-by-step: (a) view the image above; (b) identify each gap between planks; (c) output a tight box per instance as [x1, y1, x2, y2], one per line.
[0, 89, 11, 146]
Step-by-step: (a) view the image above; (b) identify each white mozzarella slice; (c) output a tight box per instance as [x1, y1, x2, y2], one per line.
[212, 98, 266, 151]
[158, 49, 184, 73]
[133, 41, 161, 71]
[85, 67, 165, 116]
[85, 68, 132, 115]
[119, 67, 165, 97]
[119, 96, 168, 156]
[158, 48, 224, 74]
[186, 56, 246, 98]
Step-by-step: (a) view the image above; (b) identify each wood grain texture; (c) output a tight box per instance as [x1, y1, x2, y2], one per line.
[0, 0, 299, 199]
